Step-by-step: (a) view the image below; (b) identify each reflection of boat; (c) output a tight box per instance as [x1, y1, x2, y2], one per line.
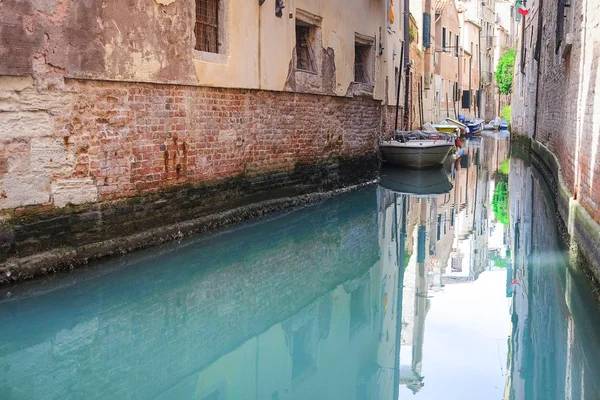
[484, 117, 502, 131]
[379, 165, 453, 196]
[380, 130, 454, 168]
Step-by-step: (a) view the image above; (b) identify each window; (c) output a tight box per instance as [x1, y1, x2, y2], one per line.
[455, 35, 459, 57]
[449, 31, 452, 52]
[295, 24, 317, 72]
[292, 323, 318, 380]
[442, 27, 447, 51]
[350, 282, 370, 336]
[354, 42, 373, 84]
[195, 0, 219, 53]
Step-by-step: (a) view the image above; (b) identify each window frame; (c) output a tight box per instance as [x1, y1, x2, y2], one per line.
[193, 0, 228, 64]
[352, 33, 375, 87]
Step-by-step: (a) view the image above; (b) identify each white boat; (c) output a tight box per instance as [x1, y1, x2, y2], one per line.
[380, 130, 455, 168]
[444, 118, 469, 136]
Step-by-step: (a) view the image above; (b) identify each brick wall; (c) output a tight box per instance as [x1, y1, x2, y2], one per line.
[0, 188, 379, 400]
[0, 76, 382, 281]
[512, 0, 600, 223]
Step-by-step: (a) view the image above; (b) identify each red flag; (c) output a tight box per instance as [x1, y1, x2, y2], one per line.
[518, 7, 529, 16]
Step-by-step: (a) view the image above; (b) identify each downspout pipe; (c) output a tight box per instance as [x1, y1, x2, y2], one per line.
[404, 0, 410, 70]
[403, 0, 410, 129]
[478, 27, 482, 118]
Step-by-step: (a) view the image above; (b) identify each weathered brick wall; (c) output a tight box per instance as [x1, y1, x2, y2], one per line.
[3, 78, 379, 205]
[0, 76, 382, 279]
[0, 188, 379, 400]
[512, 0, 600, 223]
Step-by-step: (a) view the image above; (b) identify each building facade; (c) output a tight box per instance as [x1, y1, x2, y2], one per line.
[511, 0, 600, 279]
[0, 0, 409, 280]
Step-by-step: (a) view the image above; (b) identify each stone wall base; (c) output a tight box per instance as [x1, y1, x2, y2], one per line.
[526, 136, 600, 287]
[0, 155, 378, 285]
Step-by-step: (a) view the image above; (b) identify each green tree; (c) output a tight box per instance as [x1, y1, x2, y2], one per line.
[495, 49, 516, 95]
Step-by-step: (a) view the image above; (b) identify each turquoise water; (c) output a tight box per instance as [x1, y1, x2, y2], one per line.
[0, 135, 599, 400]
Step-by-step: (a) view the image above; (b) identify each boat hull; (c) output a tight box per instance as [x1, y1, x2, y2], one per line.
[380, 141, 453, 168]
[431, 125, 460, 134]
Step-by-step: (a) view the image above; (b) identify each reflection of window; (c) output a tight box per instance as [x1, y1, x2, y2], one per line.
[350, 282, 370, 337]
[198, 384, 226, 400]
[292, 323, 317, 380]
[201, 390, 223, 400]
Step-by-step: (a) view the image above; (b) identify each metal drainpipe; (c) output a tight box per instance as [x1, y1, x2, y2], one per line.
[532, 0, 543, 140]
[404, 0, 410, 78]
[403, 0, 410, 129]
[478, 27, 482, 118]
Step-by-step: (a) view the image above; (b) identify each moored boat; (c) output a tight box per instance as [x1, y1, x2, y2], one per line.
[465, 118, 484, 134]
[444, 118, 469, 136]
[379, 130, 455, 168]
[430, 123, 461, 136]
[499, 119, 509, 130]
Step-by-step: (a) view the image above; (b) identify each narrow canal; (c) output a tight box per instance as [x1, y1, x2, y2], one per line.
[1, 135, 599, 400]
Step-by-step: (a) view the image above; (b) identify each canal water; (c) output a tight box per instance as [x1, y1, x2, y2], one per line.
[1, 135, 600, 400]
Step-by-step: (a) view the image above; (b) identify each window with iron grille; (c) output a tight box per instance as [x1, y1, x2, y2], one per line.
[195, 0, 219, 53]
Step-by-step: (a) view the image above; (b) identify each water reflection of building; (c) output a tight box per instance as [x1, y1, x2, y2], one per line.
[0, 189, 399, 400]
[506, 155, 600, 400]
[444, 136, 509, 284]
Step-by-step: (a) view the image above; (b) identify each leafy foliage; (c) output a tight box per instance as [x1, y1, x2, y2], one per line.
[409, 24, 416, 43]
[495, 50, 516, 95]
[492, 178, 509, 225]
[491, 254, 510, 268]
[499, 158, 510, 175]
[501, 105, 511, 123]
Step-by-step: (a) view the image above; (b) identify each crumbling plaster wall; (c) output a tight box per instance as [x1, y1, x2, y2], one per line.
[0, 0, 402, 101]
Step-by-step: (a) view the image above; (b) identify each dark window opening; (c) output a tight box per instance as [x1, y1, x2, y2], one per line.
[354, 43, 373, 84]
[455, 35, 459, 57]
[195, 0, 219, 53]
[556, 0, 566, 53]
[442, 27, 447, 51]
[292, 323, 317, 380]
[350, 282, 370, 336]
[296, 24, 316, 72]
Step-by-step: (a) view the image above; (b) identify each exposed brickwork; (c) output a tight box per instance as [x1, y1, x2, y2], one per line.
[0, 75, 383, 280]
[52, 80, 381, 201]
[512, 0, 600, 224]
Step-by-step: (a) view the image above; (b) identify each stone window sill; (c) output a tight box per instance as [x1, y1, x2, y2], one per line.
[295, 68, 319, 76]
[193, 50, 228, 64]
